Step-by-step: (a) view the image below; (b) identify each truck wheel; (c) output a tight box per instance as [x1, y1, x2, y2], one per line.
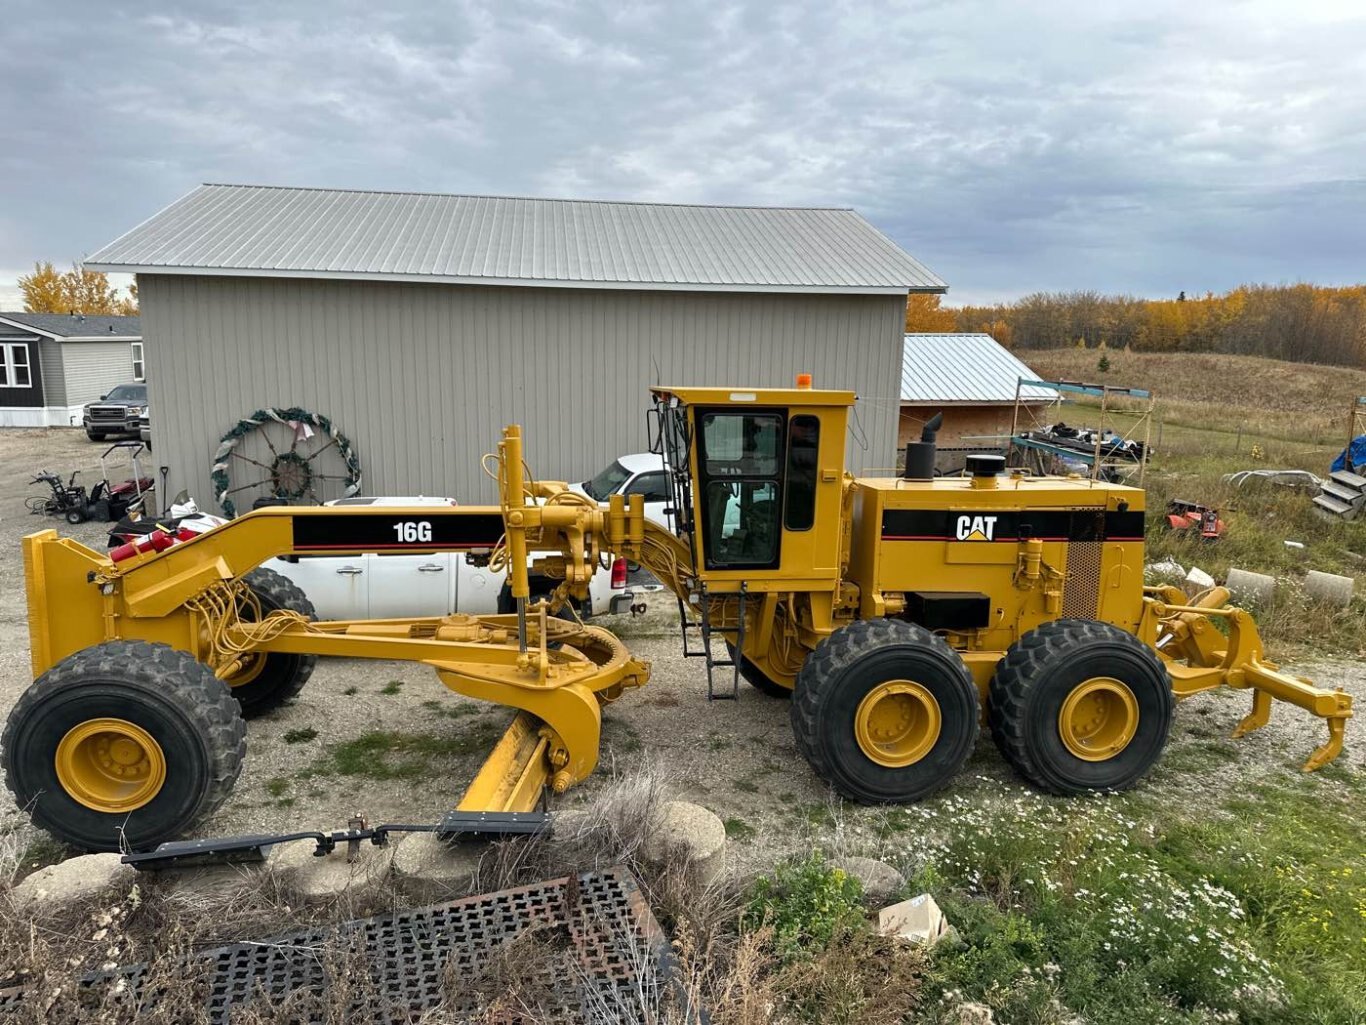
[989, 619, 1173, 794]
[221, 568, 318, 717]
[791, 618, 978, 803]
[725, 642, 791, 698]
[2, 641, 246, 852]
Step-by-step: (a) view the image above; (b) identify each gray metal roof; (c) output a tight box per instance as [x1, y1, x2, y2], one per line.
[84, 184, 945, 295]
[0, 312, 140, 338]
[902, 334, 1057, 404]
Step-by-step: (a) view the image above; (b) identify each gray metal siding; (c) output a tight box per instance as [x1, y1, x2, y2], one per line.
[61, 341, 139, 406]
[37, 338, 64, 406]
[139, 275, 903, 506]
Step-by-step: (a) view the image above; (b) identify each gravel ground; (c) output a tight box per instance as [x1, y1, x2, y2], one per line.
[1, 427, 1362, 874]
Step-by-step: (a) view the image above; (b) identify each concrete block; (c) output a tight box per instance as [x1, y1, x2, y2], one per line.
[390, 832, 482, 900]
[1185, 566, 1216, 595]
[877, 892, 951, 945]
[831, 856, 905, 902]
[1305, 570, 1355, 607]
[1226, 568, 1277, 606]
[268, 838, 394, 902]
[643, 800, 727, 886]
[1145, 560, 1186, 583]
[9, 853, 134, 910]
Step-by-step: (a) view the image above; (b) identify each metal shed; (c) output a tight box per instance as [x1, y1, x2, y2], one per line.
[87, 184, 945, 506]
[899, 333, 1056, 473]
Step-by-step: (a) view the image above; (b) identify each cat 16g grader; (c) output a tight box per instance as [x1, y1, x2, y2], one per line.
[4, 383, 1354, 855]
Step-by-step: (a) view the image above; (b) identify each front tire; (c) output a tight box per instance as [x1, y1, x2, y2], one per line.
[791, 618, 978, 803]
[988, 619, 1174, 794]
[726, 642, 791, 698]
[2, 641, 246, 852]
[221, 568, 319, 717]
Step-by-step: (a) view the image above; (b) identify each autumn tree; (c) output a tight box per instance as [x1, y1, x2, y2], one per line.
[17, 261, 138, 315]
[904, 293, 957, 332]
[944, 285, 1366, 369]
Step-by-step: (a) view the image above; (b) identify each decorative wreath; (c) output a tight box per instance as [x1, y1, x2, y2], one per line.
[211, 406, 362, 517]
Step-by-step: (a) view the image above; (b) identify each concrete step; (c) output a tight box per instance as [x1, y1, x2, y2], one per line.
[1313, 493, 1355, 516]
[1330, 468, 1366, 490]
[1320, 481, 1366, 504]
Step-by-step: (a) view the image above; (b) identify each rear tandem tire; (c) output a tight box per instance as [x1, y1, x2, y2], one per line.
[1, 640, 247, 853]
[988, 619, 1174, 795]
[791, 618, 978, 804]
[222, 568, 319, 717]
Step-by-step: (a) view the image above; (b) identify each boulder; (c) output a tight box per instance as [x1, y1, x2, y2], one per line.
[390, 832, 482, 899]
[642, 800, 726, 885]
[953, 1003, 995, 1025]
[831, 856, 905, 902]
[9, 853, 134, 911]
[159, 862, 267, 903]
[268, 838, 394, 902]
[1305, 570, 1355, 607]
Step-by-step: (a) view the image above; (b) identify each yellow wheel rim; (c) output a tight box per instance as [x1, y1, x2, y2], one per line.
[55, 718, 167, 813]
[1058, 677, 1140, 761]
[854, 680, 941, 767]
[222, 653, 266, 689]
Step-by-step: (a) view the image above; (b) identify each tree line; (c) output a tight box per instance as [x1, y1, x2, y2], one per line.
[906, 286, 1366, 367]
[17, 261, 138, 316]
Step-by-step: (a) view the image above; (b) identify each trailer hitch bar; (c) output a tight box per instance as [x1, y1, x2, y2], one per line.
[120, 810, 551, 871]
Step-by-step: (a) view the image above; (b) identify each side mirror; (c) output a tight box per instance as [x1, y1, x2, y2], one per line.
[645, 407, 663, 454]
[99, 394, 107, 401]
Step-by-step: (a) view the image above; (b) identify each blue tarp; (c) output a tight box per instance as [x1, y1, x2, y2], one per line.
[1331, 435, 1366, 474]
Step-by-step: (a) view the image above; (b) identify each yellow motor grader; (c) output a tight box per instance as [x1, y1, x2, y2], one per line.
[4, 384, 1353, 854]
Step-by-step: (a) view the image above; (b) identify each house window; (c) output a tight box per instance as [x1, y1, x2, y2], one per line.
[131, 342, 145, 382]
[0, 343, 31, 388]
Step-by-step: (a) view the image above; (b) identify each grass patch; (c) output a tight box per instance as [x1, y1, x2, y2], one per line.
[420, 698, 484, 719]
[733, 777, 761, 794]
[306, 725, 504, 781]
[341, 686, 358, 696]
[264, 777, 290, 798]
[378, 680, 404, 696]
[282, 727, 318, 744]
[724, 817, 757, 842]
[891, 776, 1366, 1023]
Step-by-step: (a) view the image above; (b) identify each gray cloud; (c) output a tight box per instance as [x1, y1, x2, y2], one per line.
[1, 0, 1363, 308]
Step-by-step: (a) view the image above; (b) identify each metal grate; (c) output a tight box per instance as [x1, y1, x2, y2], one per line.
[1062, 541, 1102, 618]
[0, 867, 672, 1023]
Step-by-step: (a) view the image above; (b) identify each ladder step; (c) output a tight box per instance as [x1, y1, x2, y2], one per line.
[1331, 469, 1366, 489]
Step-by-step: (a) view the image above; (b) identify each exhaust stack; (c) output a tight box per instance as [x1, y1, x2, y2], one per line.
[903, 412, 943, 480]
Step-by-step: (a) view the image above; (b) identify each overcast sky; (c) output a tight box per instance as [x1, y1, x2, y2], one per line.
[1, 0, 1363, 309]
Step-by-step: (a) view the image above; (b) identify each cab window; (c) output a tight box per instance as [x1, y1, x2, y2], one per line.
[697, 410, 783, 569]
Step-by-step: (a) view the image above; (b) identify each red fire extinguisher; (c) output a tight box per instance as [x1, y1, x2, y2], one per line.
[109, 526, 198, 563]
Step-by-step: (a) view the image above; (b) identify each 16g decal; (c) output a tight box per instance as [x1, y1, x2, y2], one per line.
[392, 520, 434, 543]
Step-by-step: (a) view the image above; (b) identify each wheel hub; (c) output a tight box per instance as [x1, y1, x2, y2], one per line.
[854, 680, 941, 767]
[55, 718, 167, 813]
[1058, 677, 1139, 761]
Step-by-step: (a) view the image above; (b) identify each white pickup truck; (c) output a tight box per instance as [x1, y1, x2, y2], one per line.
[269, 455, 673, 620]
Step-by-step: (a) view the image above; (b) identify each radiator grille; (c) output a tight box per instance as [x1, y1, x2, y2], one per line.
[1062, 541, 1102, 618]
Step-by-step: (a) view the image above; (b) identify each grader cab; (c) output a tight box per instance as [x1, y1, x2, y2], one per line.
[3, 385, 1353, 854]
